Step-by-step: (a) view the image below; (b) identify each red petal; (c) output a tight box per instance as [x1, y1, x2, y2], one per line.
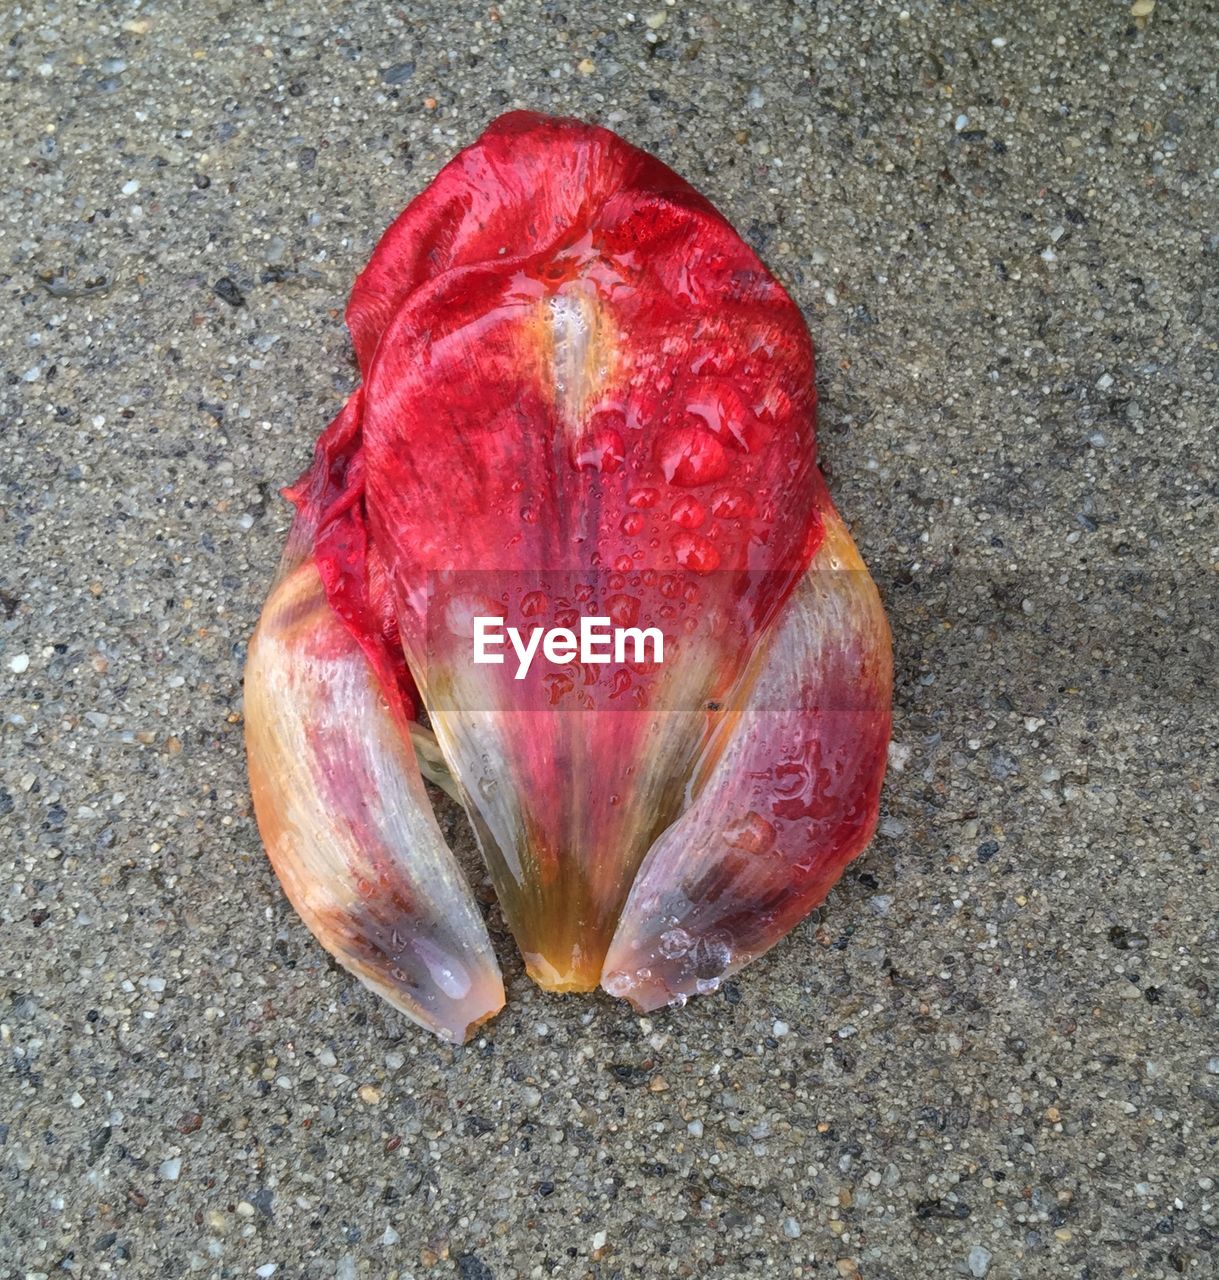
[602, 489, 892, 1010]
[284, 390, 416, 725]
[344, 114, 824, 987]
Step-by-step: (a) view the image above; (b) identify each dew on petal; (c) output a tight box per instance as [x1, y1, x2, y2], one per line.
[602, 969, 635, 998]
[709, 487, 758, 520]
[571, 422, 625, 473]
[673, 532, 721, 573]
[691, 936, 732, 980]
[659, 927, 694, 958]
[655, 424, 729, 487]
[520, 589, 550, 617]
[606, 593, 640, 627]
[723, 810, 777, 856]
[670, 495, 706, 529]
[684, 378, 762, 452]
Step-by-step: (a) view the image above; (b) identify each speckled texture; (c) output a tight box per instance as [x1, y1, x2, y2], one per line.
[1, 3, 1215, 1278]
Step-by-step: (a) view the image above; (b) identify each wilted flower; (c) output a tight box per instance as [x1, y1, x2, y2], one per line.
[245, 113, 891, 1041]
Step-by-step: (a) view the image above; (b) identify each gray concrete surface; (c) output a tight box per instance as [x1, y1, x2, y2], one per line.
[2, 1, 1216, 1277]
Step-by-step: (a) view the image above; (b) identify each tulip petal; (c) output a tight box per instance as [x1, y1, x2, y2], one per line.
[351, 114, 825, 988]
[244, 550, 504, 1042]
[601, 486, 892, 1011]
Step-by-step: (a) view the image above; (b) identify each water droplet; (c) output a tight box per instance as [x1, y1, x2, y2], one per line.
[724, 810, 777, 855]
[602, 970, 634, 998]
[710, 487, 757, 520]
[685, 378, 766, 452]
[673, 532, 721, 572]
[620, 511, 645, 536]
[691, 936, 731, 979]
[670, 495, 706, 529]
[544, 671, 574, 704]
[520, 590, 549, 617]
[571, 422, 625, 473]
[627, 486, 660, 509]
[608, 668, 632, 697]
[659, 928, 693, 958]
[656, 424, 729, 487]
[606, 593, 640, 627]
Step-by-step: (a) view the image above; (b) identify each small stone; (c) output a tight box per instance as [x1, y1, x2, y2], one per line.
[644, 11, 667, 28]
[236, 1200, 255, 1218]
[318, 1047, 337, 1068]
[1205, 1056, 1219, 1075]
[381, 1226, 400, 1245]
[256, 1267, 278, 1279]
[577, 58, 596, 76]
[382, 62, 415, 85]
[687, 1118, 704, 1138]
[772, 1019, 790, 1038]
[358, 1085, 382, 1105]
[213, 277, 245, 307]
[8, 654, 29, 674]
[955, 114, 970, 132]
[782, 1216, 801, 1239]
[968, 1245, 993, 1277]
[1096, 372, 1114, 390]
[592, 1230, 607, 1250]
[521, 1085, 542, 1107]
[69, 1091, 85, 1109]
[1131, 0, 1155, 16]
[835, 1261, 859, 1278]
[158, 1157, 182, 1181]
[122, 179, 140, 195]
[385, 1051, 405, 1071]
[649, 1075, 669, 1092]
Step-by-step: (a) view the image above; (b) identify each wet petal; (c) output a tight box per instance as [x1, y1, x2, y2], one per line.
[354, 113, 825, 988]
[601, 490, 892, 1011]
[245, 554, 504, 1042]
